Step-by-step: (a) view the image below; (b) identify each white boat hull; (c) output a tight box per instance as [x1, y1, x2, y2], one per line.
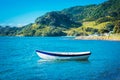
[36, 50, 91, 60]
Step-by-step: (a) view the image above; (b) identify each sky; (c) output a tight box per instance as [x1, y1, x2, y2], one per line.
[0, 0, 107, 27]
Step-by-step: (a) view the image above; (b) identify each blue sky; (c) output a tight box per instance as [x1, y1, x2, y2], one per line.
[0, 0, 107, 26]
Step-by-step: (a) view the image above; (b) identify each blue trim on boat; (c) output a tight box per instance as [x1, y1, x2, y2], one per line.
[36, 50, 91, 57]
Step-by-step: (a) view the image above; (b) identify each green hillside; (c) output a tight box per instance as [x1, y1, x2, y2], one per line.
[0, 0, 120, 36]
[61, 0, 120, 21]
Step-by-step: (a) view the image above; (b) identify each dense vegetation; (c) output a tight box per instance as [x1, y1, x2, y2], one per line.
[0, 26, 22, 36]
[0, 0, 120, 36]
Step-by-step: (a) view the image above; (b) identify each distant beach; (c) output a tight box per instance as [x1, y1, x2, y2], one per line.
[75, 34, 120, 41]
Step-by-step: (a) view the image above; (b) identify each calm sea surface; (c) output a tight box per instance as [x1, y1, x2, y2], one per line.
[0, 37, 120, 80]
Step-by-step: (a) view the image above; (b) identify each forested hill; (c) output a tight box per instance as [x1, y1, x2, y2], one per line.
[61, 0, 120, 21]
[0, 0, 120, 36]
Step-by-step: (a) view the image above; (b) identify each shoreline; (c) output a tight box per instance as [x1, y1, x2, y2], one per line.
[0, 35, 120, 41]
[75, 35, 120, 41]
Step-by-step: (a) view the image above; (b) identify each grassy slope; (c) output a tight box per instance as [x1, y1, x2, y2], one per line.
[65, 21, 113, 35]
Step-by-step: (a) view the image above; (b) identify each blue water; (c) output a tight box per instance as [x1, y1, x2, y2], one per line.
[0, 37, 120, 80]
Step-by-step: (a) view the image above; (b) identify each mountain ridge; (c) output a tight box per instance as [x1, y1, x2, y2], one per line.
[0, 0, 120, 36]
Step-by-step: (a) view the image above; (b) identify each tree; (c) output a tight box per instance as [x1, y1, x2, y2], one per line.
[113, 21, 120, 33]
[105, 23, 114, 31]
